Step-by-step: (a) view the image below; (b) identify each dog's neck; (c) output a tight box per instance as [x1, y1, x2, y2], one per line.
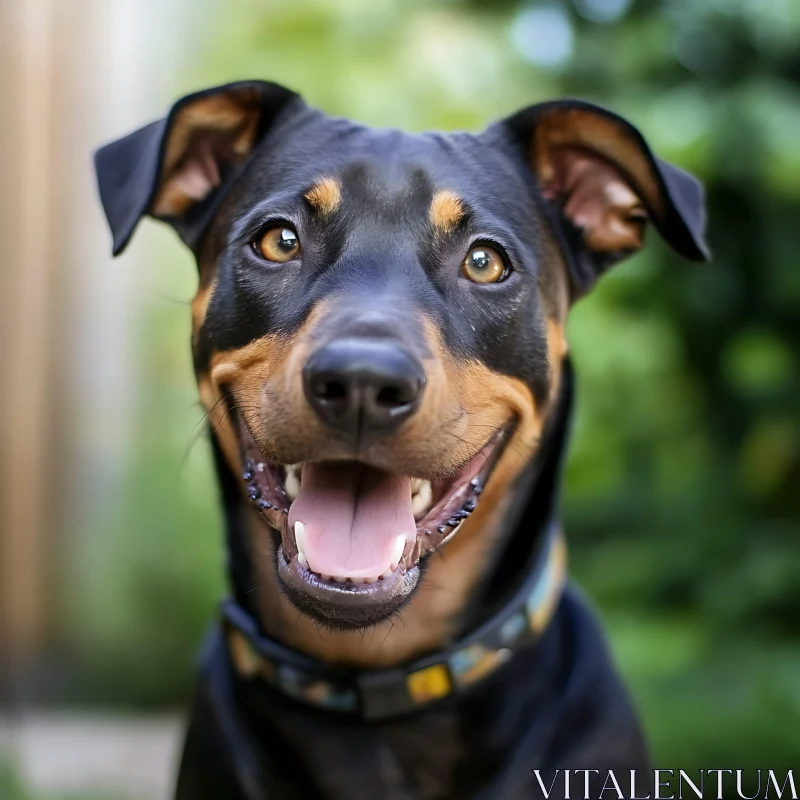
[211, 362, 573, 669]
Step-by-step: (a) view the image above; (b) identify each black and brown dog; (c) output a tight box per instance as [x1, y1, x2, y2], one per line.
[95, 81, 708, 799]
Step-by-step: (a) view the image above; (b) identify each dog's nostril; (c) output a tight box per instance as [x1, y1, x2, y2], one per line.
[317, 380, 347, 402]
[375, 385, 412, 407]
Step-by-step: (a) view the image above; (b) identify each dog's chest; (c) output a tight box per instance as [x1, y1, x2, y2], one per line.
[269, 709, 464, 799]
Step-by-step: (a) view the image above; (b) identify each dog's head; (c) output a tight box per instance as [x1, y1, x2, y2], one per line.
[96, 81, 708, 630]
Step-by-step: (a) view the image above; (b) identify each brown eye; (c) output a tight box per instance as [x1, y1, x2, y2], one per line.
[257, 226, 300, 262]
[461, 245, 507, 284]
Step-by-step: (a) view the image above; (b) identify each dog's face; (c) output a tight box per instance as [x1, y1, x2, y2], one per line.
[96, 82, 708, 630]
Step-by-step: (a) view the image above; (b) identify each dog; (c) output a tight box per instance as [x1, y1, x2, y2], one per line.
[94, 80, 708, 799]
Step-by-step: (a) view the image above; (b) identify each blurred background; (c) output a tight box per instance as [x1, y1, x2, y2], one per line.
[1, 0, 798, 797]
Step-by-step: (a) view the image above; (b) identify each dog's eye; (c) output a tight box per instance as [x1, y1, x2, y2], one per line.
[462, 245, 507, 284]
[256, 226, 300, 262]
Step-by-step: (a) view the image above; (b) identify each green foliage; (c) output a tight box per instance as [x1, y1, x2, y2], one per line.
[65, 0, 799, 768]
[63, 233, 225, 706]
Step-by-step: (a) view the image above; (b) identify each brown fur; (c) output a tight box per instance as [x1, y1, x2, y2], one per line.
[429, 190, 465, 235]
[223, 315, 567, 667]
[305, 177, 342, 216]
[191, 220, 571, 667]
[201, 308, 524, 482]
[533, 108, 658, 255]
[92, 84, 703, 791]
[191, 277, 218, 337]
[533, 107, 662, 212]
[197, 331, 296, 476]
[151, 90, 263, 217]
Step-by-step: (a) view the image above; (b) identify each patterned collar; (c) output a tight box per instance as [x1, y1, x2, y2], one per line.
[223, 522, 566, 721]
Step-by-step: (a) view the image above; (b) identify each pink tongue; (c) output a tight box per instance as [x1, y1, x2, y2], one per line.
[288, 463, 415, 579]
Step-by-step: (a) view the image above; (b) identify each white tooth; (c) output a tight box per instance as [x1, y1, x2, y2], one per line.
[364, 575, 378, 584]
[297, 552, 308, 569]
[320, 573, 332, 582]
[381, 569, 392, 580]
[440, 521, 463, 547]
[256, 462, 266, 472]
[333, 575, 348, 584]
[390, 534, 406, 570]
[285, 467, 301, 501]
[294, 521, 306, 556]
[411, 478, 423, 493]
[411, 480, 433, 519]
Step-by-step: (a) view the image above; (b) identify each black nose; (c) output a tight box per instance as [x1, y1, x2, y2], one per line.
[303, 339, 426, 436]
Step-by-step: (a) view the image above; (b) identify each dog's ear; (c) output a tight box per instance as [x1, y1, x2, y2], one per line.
[501, 100, 710, 298]
[94, 80, 302, 255]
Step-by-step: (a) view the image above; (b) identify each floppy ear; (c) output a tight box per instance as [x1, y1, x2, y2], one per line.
[94, 80, 302, 255]
[502, 100, 710, 298]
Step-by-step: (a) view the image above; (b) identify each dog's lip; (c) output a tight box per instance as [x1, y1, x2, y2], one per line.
[277, 546, 420, 606]
[236, 416, 514, 599]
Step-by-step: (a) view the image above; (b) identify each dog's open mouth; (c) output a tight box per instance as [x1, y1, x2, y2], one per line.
[237, 418, 511, 624]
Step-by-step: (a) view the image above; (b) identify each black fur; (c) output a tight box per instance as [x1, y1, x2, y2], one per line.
[176, 589, 651, 799]
[94, 81, 709, 799]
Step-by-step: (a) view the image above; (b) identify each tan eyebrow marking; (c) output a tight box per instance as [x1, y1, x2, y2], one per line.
[429, 190, 466, 234]
[304, 177, 342, 215]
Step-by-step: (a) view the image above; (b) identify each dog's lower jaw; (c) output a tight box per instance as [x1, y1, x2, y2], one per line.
[239, 479, 516, 668]
[232, 412, 512, 634]
[277, 545, 422, 631]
